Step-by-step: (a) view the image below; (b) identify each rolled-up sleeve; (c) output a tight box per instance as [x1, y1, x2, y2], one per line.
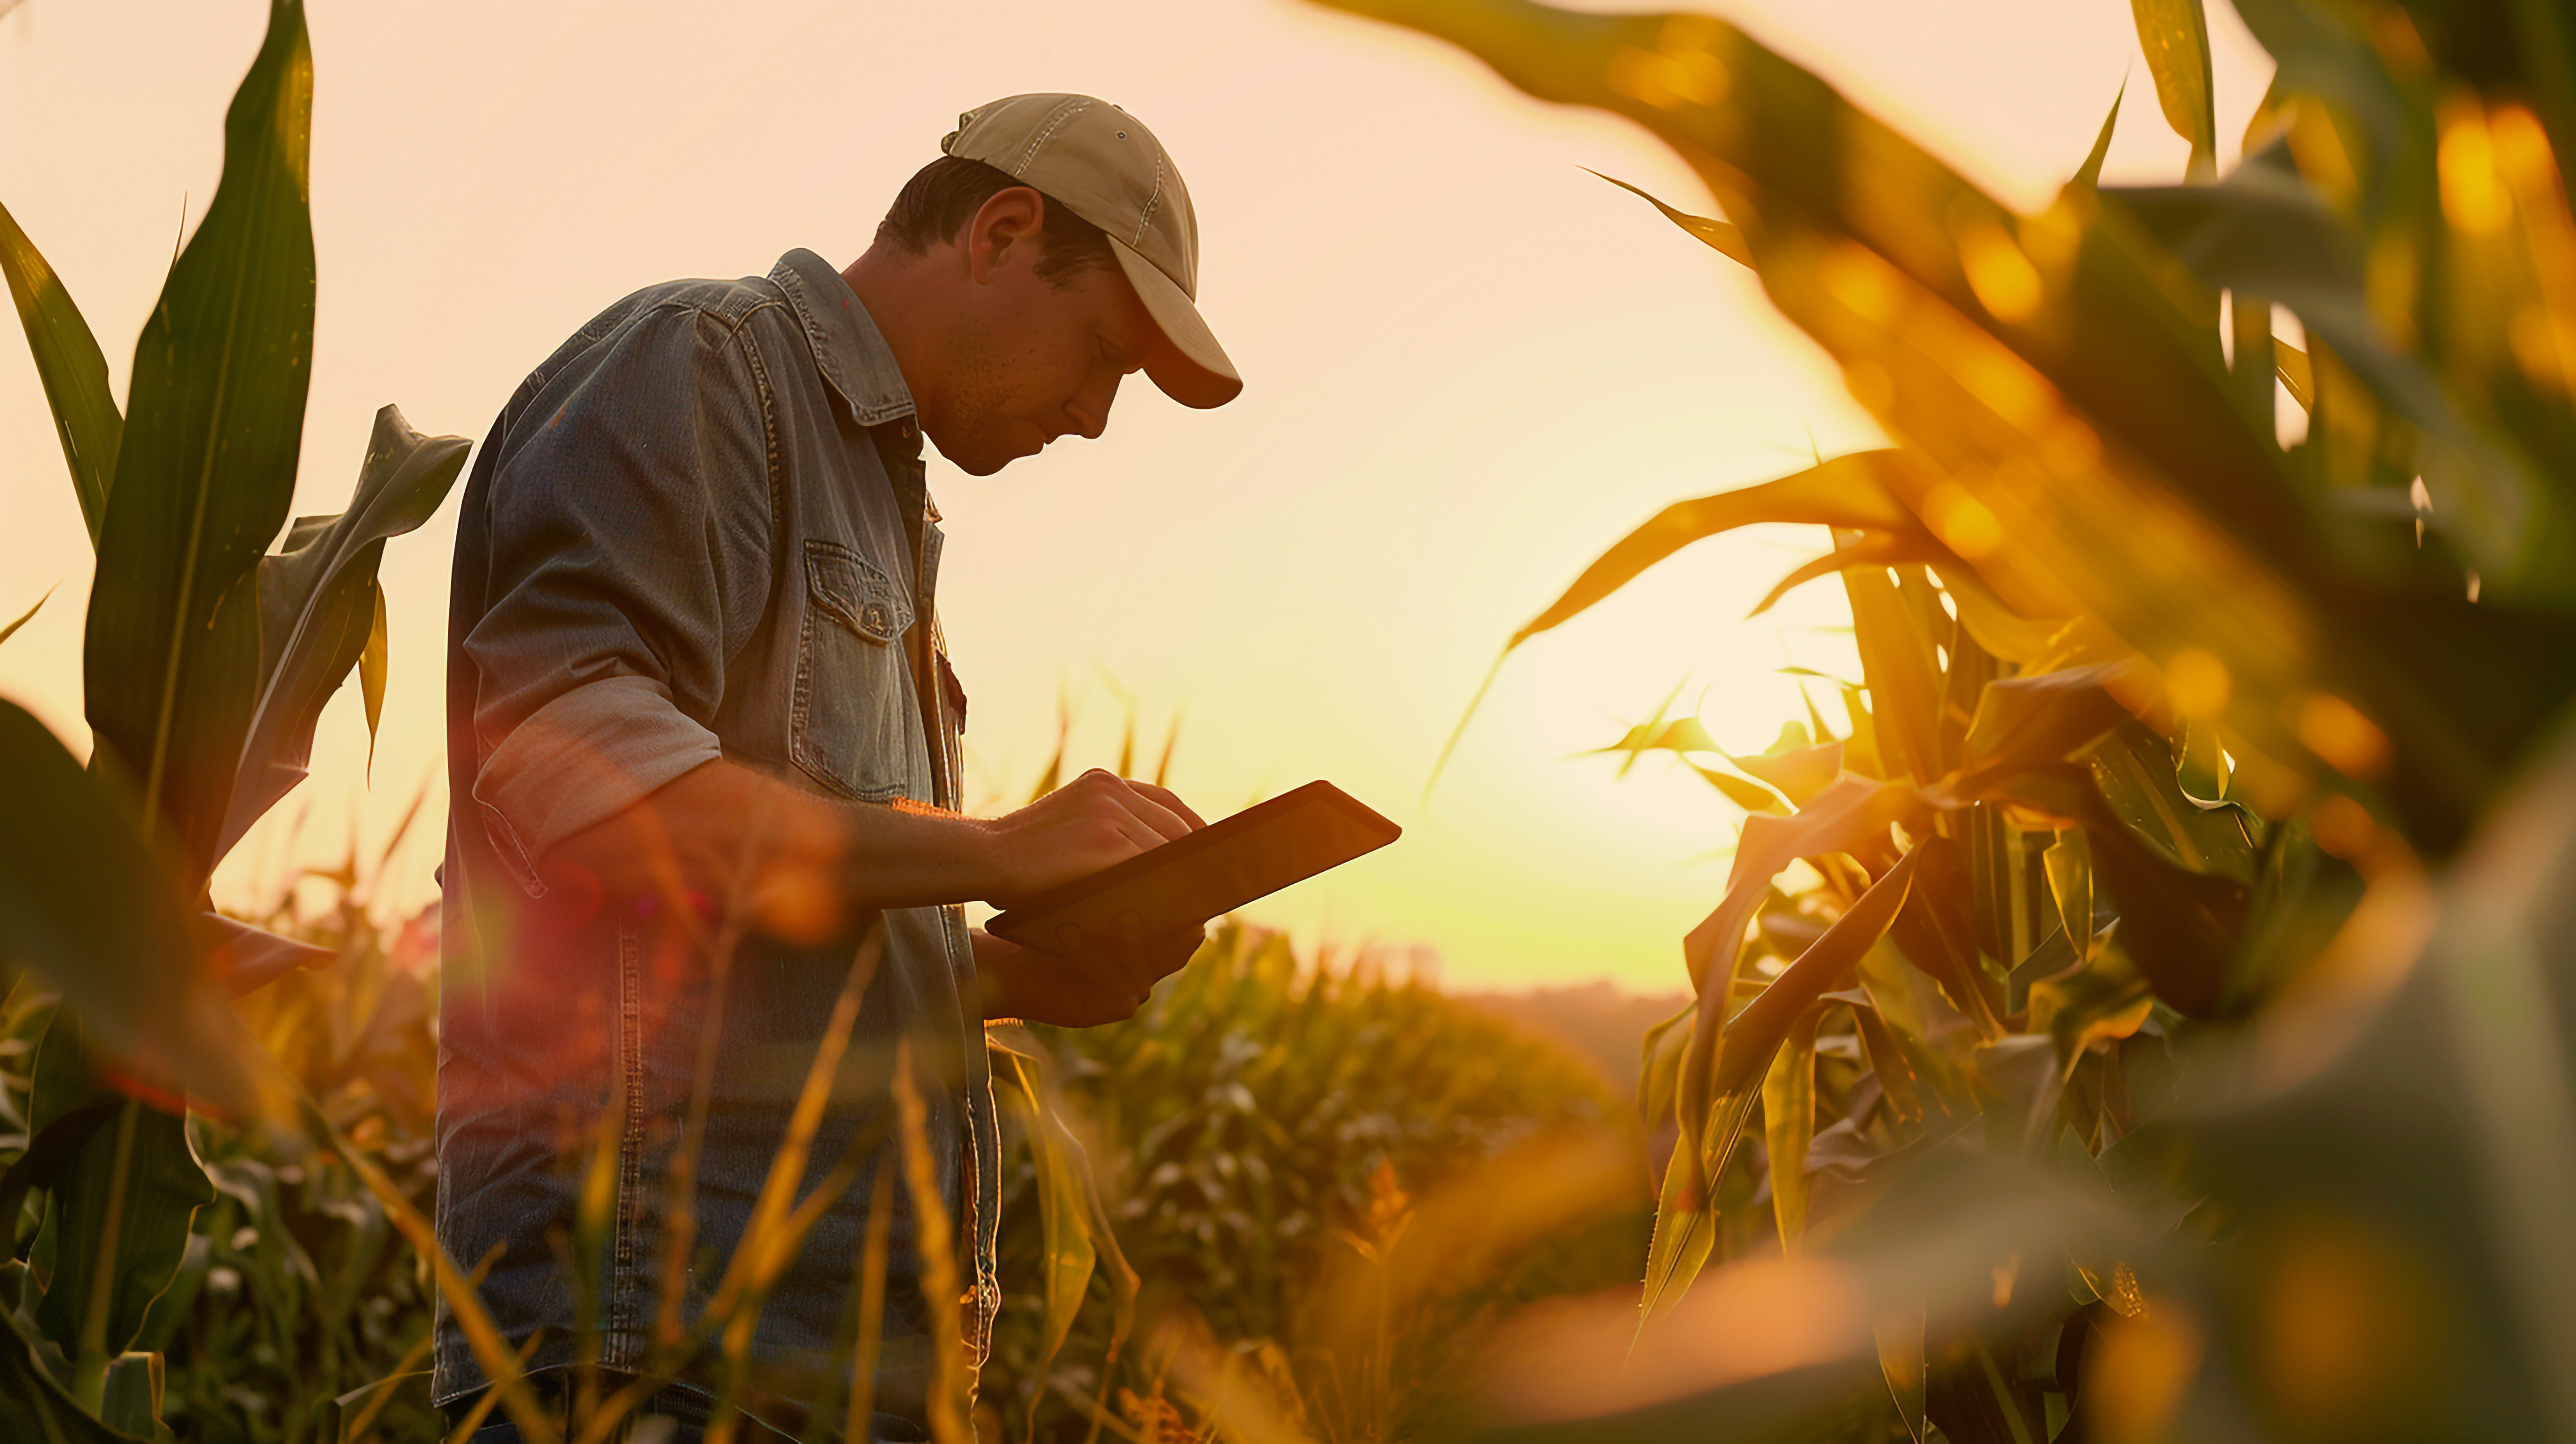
[464, 305, 774, 886]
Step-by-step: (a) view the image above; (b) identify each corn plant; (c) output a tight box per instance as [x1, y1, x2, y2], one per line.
[1308, 0, 2576, 1440]
[988, 920, 1649, 1444]
[0, 1, 470, 1435]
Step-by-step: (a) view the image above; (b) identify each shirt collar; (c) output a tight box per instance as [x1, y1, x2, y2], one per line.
[768, 248, 917, 432]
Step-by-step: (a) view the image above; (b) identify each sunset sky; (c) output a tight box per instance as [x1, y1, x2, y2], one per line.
[0, 0, 2273, 992]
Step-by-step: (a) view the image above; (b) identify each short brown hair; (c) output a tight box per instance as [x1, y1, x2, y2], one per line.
[876, 155, 1118, 286]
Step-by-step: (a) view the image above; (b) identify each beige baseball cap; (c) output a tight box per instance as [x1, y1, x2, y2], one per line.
[942, 94, 1242, 409]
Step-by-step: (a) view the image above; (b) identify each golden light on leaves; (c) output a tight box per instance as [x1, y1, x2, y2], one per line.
[1922, 480, 2003, 558]
[2309, 792, 2379, 862]
[2297, 692, 2393, 779]
[2254, 1213, 2454, 1437]
[1821, 240, 1900, 324]
[2086, 1295, 2203, 1444]
[2164, 646, 2232, 721]
[1484, 1256, 1868, 1423]
[2286, 101, 2361, 212]
[2439, 100, 2515, 236]
[1953, 212, 2044, 323]
[2365, 231, 2422, 349]
[1954, 332, 2056, 429]
[2509, 305, 2564, 391]
[1607, 17, 1730, 112]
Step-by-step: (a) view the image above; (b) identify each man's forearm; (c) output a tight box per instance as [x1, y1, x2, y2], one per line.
[539, 757, 1203, 943]
[543, 757, 998, 928]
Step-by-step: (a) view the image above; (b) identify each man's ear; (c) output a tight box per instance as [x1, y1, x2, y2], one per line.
[966, 186, 1048, 283]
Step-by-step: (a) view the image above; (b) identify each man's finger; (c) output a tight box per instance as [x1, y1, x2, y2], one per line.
[1105, 785, 1193, 843]
[1125, 781, 1207, 831]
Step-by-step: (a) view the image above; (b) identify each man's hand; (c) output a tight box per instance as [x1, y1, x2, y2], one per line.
[974, 917, 1206, 1026]
[978, 769, 1206, 907]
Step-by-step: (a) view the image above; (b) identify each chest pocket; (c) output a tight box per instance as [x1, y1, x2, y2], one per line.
[791, 538, 917, 801]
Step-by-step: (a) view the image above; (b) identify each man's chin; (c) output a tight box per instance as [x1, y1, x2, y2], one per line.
[937, 432, 1041, 478]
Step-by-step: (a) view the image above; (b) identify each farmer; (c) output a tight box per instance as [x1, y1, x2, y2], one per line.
[434, 95, 1237, 1441]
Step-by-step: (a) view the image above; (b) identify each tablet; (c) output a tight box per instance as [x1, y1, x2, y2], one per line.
[985, 781, 1400, 948]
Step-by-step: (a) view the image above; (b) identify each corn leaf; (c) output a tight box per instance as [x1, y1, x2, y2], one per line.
[2079, 719, 2258, 882]
[2129, 0, 2218, 181]
[990, 1039, 1102, 1372]
[1635, 1126, 1722, 1328]
[200, 912, 334, 996]
[84, 0, 316, 885]
[2041, 830, 2095, 964]
[0, 1305, 145, 1443]
[1879, 1311, 1930, 1443]
[1761, 1006, 1820, 1250]
[1727, 740, 1841, 807]
[1680, 841, 1923, 1206]
[26, 1015, 217, 1364]
[1508, 450, 1931, 649]
[1690, 763, 1790, 814]
[1637, 999, 1695, 1131]
[2067, 81, 2126, 195]
[1947, 664, 2141, 799]
[2104, 169, 2555, 586]
[1587, 168, 1753, 267]
[0, 585, 53, 649]
[0, 198, 122, 545]
[0, 700, 251, 1109]
[1749, 531, 1959, 618]
[1840, 538, 1945, 787]
[216, 404, 469, 856]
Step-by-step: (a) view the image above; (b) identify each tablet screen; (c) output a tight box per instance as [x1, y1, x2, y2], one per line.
[985, 781, 1400, 948]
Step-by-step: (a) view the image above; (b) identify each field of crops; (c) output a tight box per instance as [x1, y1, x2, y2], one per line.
[9, 0, 2576, 1440]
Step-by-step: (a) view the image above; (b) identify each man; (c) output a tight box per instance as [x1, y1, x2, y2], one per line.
[436, 94, 1239, 1441]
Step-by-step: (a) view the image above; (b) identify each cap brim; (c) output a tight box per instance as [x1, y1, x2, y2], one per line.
[1109, 238, 1242, 409]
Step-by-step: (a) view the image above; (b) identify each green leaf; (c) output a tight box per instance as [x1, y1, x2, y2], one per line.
[199, 912, 333, 997]
[1636, 1128, 1719, 1327]
[2079, 718, 2258, 883]
[1877, 1304, 1929, 1443]
[1841, 544, 1945, 787]
[216, 404, 469, 856]
[0, 584, 55, 649]
[2068, 81, 2126, 195]
[1947, 663, 2139, 799]
[1762, 1006, 1820, 1249]
[1509, 451, 1930, 649]
[0, 198, 123, 546]
[2103, 169, 2553, 591]
[1636, 999, 1695, 1131]
[0, 701, 252, 1110]
[26, 1015, 217, 1370]
[991, 1049, 1094, 1368]
[2042, 829, 2096, 965]
[360, 583, 388, 780]
[1586, 168, 1753, 267]
[1679, 841, 1924, 1209]
[83, 0, 316, 885]
[0, 1304, 147, 1443]
[2129, 0, 2217, 181]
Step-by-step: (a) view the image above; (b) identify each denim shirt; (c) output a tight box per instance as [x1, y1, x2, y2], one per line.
[435, 250, 999, 1438]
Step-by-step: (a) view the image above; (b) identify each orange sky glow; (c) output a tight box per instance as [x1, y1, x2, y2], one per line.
[0, 0, 2273, 992]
